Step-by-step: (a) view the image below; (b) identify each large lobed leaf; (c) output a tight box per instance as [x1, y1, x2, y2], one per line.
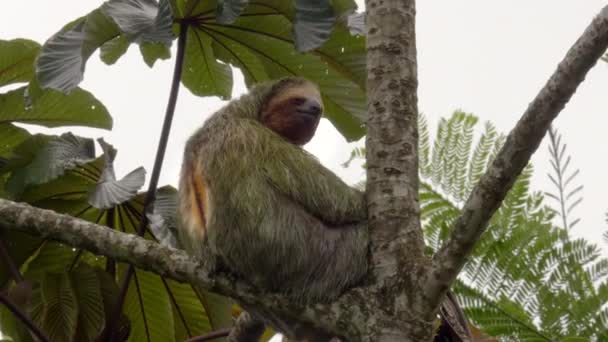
[87, 139, 146, 209]
[37, 1, 173, 93]
[0, 38, 112, 134]
[0, 131, 225, 341]
[199, 13, 366, 140]
[181, 28, 233, 99]
[38, 0, 367, 140]
[122, 266, 176, 342]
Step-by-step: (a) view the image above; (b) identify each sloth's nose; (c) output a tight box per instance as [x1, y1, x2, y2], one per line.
[304, 100, 322, 116]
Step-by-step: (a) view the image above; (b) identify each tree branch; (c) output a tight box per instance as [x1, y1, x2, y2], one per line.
[0, 198, 368, 340]
[428, 5, 608, 304]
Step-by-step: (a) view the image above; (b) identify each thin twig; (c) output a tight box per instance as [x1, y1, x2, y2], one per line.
[184, 328, 231, 342]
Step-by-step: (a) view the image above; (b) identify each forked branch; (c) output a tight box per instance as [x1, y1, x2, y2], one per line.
[428, 5, 608, 304]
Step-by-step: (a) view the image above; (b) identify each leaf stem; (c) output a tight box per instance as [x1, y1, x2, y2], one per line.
[106, 21, 189, 341]
[0, 291, 49, 342]
[0, 238, 23, 283]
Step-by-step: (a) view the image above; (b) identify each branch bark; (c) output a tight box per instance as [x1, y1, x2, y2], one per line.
[427, 5, 608, 304]
[0, 198, 368, 340]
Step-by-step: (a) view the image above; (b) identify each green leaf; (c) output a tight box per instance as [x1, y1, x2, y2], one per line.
[211, 34, 270, 87]
[315, 25, 366, 89]
[37, 10, 120, 92]
[87, 139, 146, 209]
[0, 123, 30, 159]
[122, 267, 176, 342]
[0, 39, 40, 87]
[24, 242, 82, 281]
[182, 28, 233, 99]
[99, 35, 130, 65]
[198, 289, 234, 334]
[71, 266, 105, 342]
[96, 269, 132, 341]
[294, 0, 335, 52]
[5, 133, 96, 197]
[88, 166, 146, 209]
[102, 0, 174, 45]
[36, 21, 87, 92]
[139, 41, 171, 67]
[36, 272, 79, 342]
[163, 279, 213, 340]
[0, 86, 112, 129]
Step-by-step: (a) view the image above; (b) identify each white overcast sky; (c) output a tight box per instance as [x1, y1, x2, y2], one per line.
[2, 1, 607, 252]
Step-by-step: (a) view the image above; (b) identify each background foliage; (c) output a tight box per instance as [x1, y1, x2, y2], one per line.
[1, 0, 607, 341]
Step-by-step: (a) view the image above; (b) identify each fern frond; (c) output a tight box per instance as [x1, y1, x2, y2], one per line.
[347, 112, 608, 340]
[441, 113, 462, 196]
[604, 212, 608, 245]
[420, 181, 460, 251]
[452, 112, 478, 202]
[431, 117, 449, 186]
[586, 258, 608, 283]
[456, 281, 553, 341]
[545, 126, 584, 232]
[418, 113, 432, 178]
[466, 121, 498, 198]
[427, 111, 482, 202]
[342, 146, 366, 168]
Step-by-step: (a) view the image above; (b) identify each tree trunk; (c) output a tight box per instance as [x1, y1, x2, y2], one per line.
[364, 0, 436, 340]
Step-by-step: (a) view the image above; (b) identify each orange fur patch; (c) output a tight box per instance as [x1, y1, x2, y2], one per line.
[186, 162, 210, 237]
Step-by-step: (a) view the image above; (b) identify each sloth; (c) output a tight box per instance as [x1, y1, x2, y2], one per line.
[178, 77, 368, 302]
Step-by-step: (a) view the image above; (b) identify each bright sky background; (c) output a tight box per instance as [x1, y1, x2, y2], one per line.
[2, 0, 607, 256]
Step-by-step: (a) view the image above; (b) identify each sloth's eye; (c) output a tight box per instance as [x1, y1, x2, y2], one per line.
[290, 97, 307, 106]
